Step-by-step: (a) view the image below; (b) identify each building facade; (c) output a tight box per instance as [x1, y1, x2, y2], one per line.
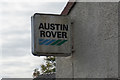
[56, 2, 119, 79]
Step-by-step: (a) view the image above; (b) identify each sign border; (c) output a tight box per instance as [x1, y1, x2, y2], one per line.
[31, 13, 72, 57]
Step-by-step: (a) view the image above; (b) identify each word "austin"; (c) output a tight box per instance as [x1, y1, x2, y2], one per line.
[39, 23, 69, 38]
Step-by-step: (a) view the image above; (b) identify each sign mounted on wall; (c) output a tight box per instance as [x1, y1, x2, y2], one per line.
[31, 13, 72, 56]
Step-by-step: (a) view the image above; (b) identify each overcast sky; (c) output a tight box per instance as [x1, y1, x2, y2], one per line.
[0, 0, 68, 78]
[1, 0, 120, 79]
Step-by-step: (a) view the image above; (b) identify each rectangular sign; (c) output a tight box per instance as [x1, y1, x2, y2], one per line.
[31, 13, 72, 56]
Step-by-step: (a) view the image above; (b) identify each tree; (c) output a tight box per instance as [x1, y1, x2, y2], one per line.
[33, 68, 40, 78]
[32, 56, 56, 78]
[41, 56, 56, 74]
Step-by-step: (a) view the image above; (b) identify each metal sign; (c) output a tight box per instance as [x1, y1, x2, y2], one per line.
[31, 13, 72, 56]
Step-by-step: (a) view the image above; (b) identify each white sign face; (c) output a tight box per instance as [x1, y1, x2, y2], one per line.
[31, 13, 72, 56]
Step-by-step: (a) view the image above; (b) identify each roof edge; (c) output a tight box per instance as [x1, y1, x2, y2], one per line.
[61, 0, 76, 15]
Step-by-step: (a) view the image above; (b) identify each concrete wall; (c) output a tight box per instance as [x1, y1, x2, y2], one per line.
[56, 2, 118, 78]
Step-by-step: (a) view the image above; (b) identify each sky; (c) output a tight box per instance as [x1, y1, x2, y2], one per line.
[0, 0, 68, 78]
[1, 0, 119, 79]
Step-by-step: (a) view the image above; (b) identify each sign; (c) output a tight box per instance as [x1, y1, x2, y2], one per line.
[31, 13, 72, 56]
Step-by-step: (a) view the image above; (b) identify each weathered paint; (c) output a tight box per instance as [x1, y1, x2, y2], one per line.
[31, 13, 72, 56]
[57, 2, 119, 78]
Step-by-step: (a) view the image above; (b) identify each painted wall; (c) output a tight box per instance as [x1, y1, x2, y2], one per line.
[56, 2, 119, 78]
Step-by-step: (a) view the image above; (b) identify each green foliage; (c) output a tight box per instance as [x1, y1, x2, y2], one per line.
[33, 68, 40, 78]
[32, 56, 56, 78]
[41, 56, 56, 74]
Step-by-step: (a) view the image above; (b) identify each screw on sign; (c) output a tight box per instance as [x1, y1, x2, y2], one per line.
[31, 13, 72, 56]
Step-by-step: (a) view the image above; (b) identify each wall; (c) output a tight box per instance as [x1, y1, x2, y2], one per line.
[56, 2, 118, 78]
